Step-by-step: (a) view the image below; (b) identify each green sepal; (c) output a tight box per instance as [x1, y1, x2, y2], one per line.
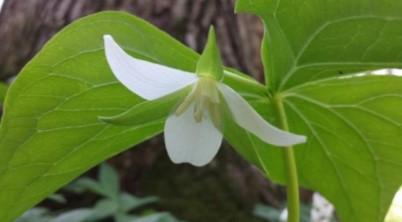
[196, 26, 224, 80]
[99, 88, 189, 126]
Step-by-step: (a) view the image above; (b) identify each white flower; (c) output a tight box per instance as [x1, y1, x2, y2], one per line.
[279, 208, 288, 222]
[311, 192, 334, 222]
[103, 35, 306, 166]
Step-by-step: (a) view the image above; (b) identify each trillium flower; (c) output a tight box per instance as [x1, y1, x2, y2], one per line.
[103, 28, 306, 166]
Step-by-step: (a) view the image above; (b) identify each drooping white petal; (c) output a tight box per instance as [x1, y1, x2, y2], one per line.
[218, 84, 306, 146]
[164, 103, 223, 166]
[104, 35, 198, 100]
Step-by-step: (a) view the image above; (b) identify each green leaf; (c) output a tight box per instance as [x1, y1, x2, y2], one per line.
[0, 12, 180, 221]
[15, 208, 51, 222]
[0, 11, 266, 221]
[236, 0, 402, 92]
[72, 177, 107, 197]
[283, 74, 402, 222]
[135, 213, 181, 222]
[50, 209, 92, 222]
[230, 72, 402, 222]
[118, 193, 158, 212]
[235, 1, 402, 222]
[253, 203, 312, 222]
[99, 163, 120, 199]
[115, 213, 136, 222]
[47, 193, 66, 203]
[89, 199, 119, 220]
[253, 204, 282, 221]
[100, 88, 188, 126]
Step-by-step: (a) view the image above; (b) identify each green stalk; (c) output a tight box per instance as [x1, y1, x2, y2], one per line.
[274, 95, 300, 222]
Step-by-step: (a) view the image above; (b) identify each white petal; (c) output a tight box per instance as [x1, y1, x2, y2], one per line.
[218, 84, 306, 146]
[164, 103, 223, 166]
[104, 35, 198, 100]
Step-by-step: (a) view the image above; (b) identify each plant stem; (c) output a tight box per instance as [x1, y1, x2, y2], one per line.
[274, 96, 300, 222]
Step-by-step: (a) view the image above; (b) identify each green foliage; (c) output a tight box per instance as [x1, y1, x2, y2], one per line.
[0, 12, 178, 222]
[284, 75, 402, 222]
[0, 11, 267, 222]
[234, 1, 402, 221]
[253, 203, 312, 222]
[0, 1, 402, 222]
[69, 163, 180, 222]
[15, 208, 92, 222]
[236, 0, 402, 91]
[16, 163, 181, 222]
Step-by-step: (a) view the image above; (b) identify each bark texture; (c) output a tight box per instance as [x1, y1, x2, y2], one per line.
[0, 0, 295, 221]
[0, 0, 263, 81]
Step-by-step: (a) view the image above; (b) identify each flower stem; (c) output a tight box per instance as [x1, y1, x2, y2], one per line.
[274, 96, 300, 222]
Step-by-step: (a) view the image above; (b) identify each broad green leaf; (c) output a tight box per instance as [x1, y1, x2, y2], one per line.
[283, 74, 402, 222]
[235, 1, 402, 222]
[0, 13, 177, 221]
[0, 11, 268, 221]
[228, 72, 402, 222]
[236, 0, 402, 91]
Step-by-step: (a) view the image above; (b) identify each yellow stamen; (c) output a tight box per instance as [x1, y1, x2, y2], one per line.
[209, 102, 221, 128]
[175, 92, 195, 116]
[175, 76, 221, 126]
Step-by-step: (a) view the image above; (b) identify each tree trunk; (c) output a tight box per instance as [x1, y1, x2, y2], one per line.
[0, 0, 264, 81]
[0, 0, 293, 221]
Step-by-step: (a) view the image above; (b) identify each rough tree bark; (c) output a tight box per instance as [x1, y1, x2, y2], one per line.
[0, 0, 296, 221]
[0, 0, 264, 81]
